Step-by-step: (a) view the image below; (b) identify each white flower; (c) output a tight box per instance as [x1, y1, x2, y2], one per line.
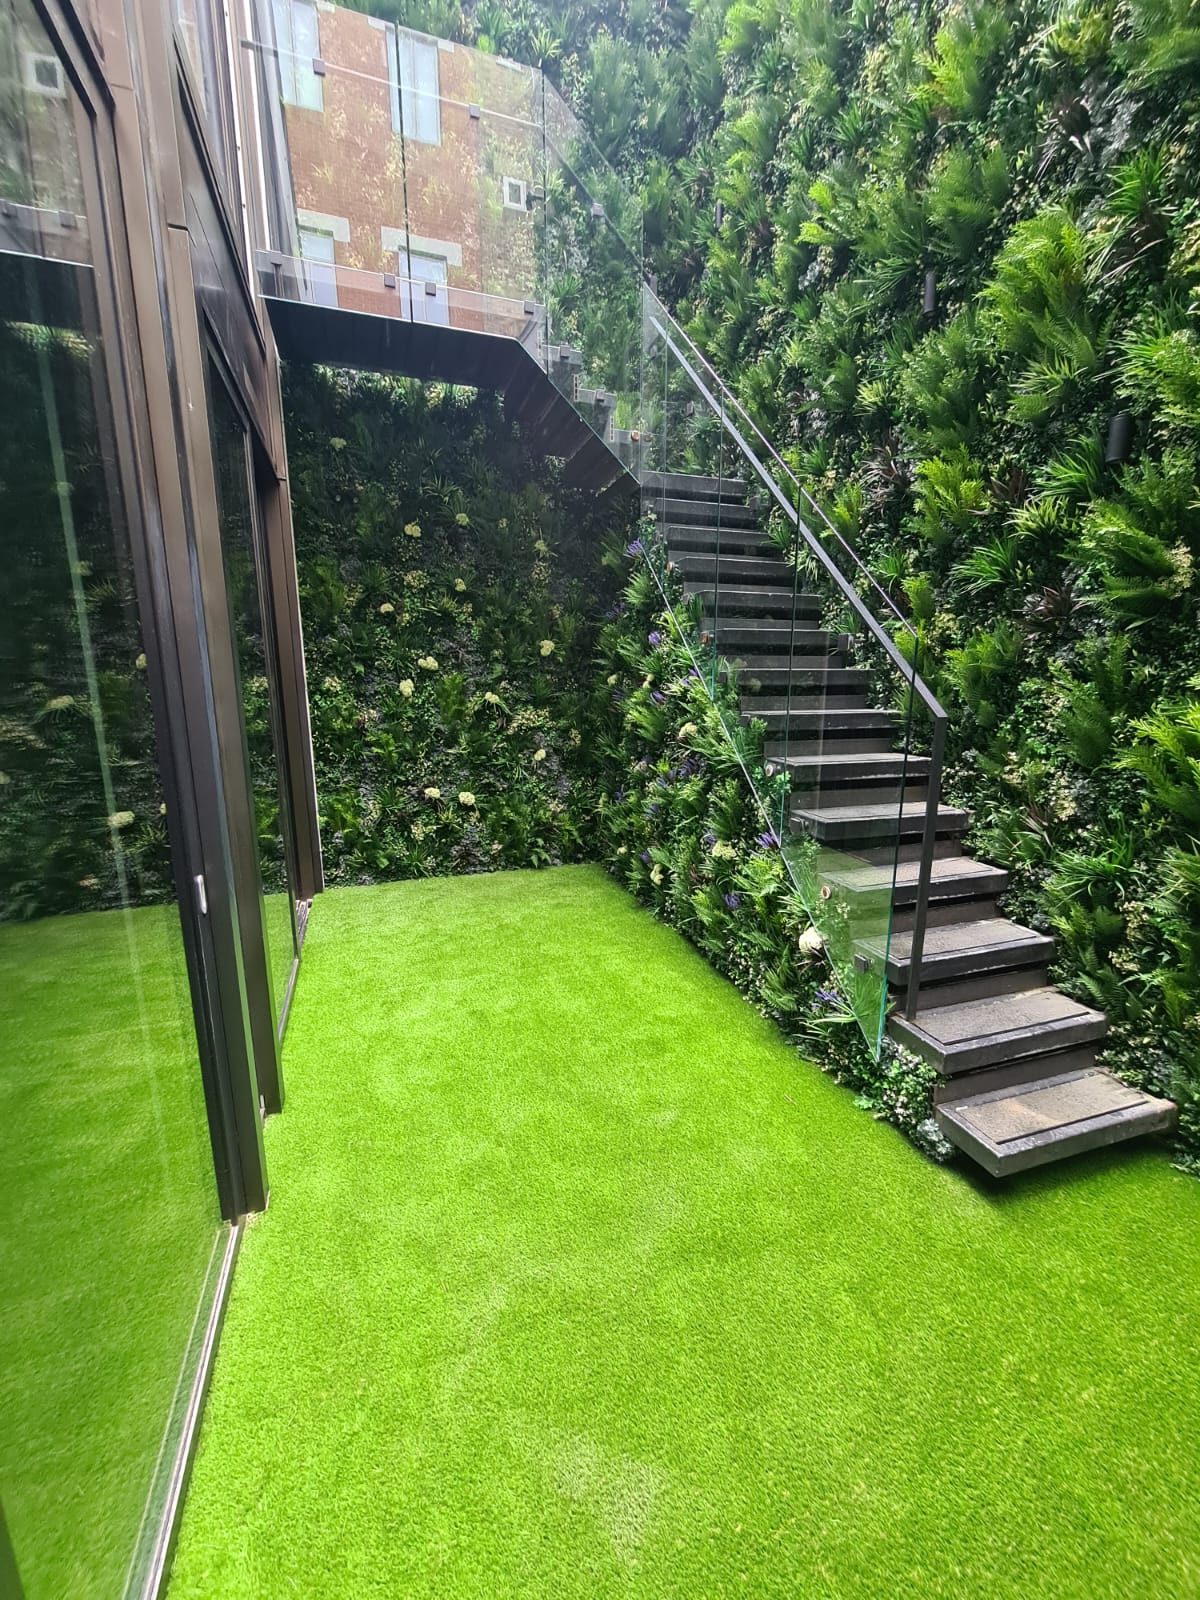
[798, 925, 824, 955]
[534, 538, 548, 554]
[539, 639, 554, 657]
[533, 748, 546, 763]
[454, 578, 467, 592]
[458, 791, 476, 807]
[399, 679, 414, 698]
[404, 521, 421, 538]
[607, 673, 619, 686]
[135, 653, 147, 670]
[107, 810, 135, 829]
[455, 512, 470, 526]
[678, 722, 698, 739]
[424, 786, 441, 800]
[710, 840, 737, 860]
[379, 602, 395, 615]
[417, 656, 438, 671]
[617, 845, 628, 856]
[650, 864, 664, 885]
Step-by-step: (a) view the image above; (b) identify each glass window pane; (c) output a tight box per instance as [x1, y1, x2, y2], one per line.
[206, 367, 298, 1026]
[271, 0, 321, 111]
[400, 35, 439, 145]
[0, 3, 227, 1594]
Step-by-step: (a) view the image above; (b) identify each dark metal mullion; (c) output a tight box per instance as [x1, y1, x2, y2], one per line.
[110, 0, 269, 1213]
[64, 64, 249, 1219]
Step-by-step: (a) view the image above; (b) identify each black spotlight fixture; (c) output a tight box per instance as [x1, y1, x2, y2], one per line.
[1105, 410, 1134, 466]
[921, 269, 938, 318]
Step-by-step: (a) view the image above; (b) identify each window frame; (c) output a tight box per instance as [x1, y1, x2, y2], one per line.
[272, 0, 323, 112]
[394, 31, 440, 146]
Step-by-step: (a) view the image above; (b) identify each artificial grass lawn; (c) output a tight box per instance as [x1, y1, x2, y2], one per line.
[0, 904, 226, 1599]
[170, 867, 1200, 1599]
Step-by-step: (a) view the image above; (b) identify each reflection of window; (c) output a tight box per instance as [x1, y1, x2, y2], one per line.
[22, 51, 65, 97]
[272, 0, 322, 111]
[501, 176, 527, 212]
[298, 227, 337, 307]
[394, 34, 439, 144]
[402, 251, 448, 325]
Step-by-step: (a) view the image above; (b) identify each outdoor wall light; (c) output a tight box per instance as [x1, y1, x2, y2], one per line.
[1105, 411, 1134, 466]
[714, 200, 724, 228]
[469, 104, 481, 119]
[922, 269, 937, 317]
[383, 272, 396, 289]
[312, 56, 326, 76]
[591, 201, 604, 219]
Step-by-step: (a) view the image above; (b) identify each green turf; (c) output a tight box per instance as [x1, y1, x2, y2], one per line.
[169, 867, 1200, 1599]
[0, 904, 226, 1599]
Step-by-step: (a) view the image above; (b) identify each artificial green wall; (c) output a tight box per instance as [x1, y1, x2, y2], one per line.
[285, 368, 627, 883]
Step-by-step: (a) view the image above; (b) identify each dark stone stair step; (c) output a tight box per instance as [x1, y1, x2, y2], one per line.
[667, 523, 770, 552]
[935, 1069, 1176, 1177]
[770, 751, 933, 785]
[789, 800, 970, 845]
[656, 496, 760, 528]
[824, 853, 1007, 906]
[692, 591, 823, 621]
[863, 917, 1054, 986]
[737, 665, 869, 692]
[675, 552, 792, 583]
[929, 1044, 1103, 1105]
[755, 707, 899, 735]
[726, 651, 843, 672]
[888, 986, 1107, 1073]
[641, 470, 748, 503]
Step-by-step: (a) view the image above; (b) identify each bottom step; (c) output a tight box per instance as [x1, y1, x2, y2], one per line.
[936, 1069, 1176, 1177]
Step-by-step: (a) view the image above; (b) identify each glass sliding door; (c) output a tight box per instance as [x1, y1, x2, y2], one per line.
[205, 360, 300, 1029]
[0, 1, 229, 1592]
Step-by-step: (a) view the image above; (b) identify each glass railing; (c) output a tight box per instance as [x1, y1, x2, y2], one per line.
[639, 291, 946, 1053]
[240, 8, 643, 467]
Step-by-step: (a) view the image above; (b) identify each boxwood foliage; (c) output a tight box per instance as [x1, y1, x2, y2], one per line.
[284, 365, 627, 881]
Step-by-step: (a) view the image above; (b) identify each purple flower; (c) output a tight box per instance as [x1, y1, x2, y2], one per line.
[639, 851, 650, 864]
[702, 829, 716, 847]
[648, 630, 662, 647]
[651, 691, 665, 705]
[656, 774, 670, 789]
[613, 789, 625, 804]
[723, 892, 741, 910]
[625, 538, 643, 558]
[756, 830, 779, 850]
[647, 802, 662, 816]
[813, 987, 841, 1009]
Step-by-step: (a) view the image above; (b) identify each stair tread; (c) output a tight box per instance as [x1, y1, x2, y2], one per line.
[793, 801, 969, 825]
[895, 986, 1104, 1049]
[757, 707, 897, 721]
[872, 917, 1051, 962]
[826, 855, 1007, 894]
[936, 1068, 1175, 1176]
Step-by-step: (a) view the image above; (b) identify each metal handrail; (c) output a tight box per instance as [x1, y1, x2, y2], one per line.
[645, 292, 919, 642]
[649, 309, 947, 1021]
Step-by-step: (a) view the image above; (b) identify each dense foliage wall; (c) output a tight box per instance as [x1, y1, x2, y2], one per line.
[350, 0, 1200, 1159]
[285, 368, 626, 882]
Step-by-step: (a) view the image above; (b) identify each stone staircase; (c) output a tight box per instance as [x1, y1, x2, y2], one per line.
[652, 470, 1176, 1177]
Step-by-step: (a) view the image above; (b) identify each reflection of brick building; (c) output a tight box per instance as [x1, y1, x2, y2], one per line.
[270, 1, 541, 330]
